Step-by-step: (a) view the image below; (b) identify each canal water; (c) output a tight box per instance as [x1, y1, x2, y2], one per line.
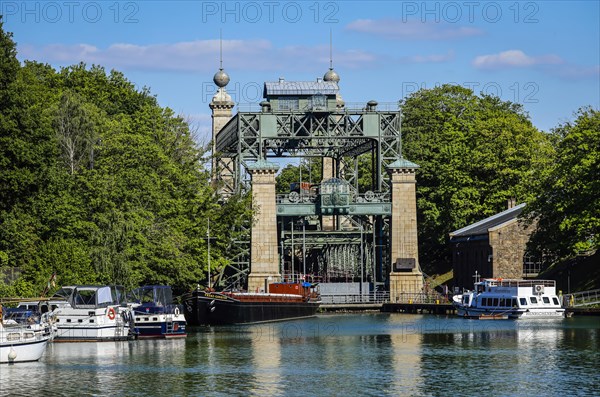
[1, 314, 598, 396]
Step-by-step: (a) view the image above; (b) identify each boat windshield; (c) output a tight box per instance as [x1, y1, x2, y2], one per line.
[129, 286, 173, 306]
[156, 287, 173, 305]
[111, 286, 127, 305]
[52, 287, 74, 299]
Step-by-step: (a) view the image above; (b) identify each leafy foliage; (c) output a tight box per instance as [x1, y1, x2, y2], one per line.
[0, 24, 251, 297]
[526, 107, 600, 261]
[400, 85, 554, 271]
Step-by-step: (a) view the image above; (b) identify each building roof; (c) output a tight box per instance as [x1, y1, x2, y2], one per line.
[264, 79, 339, 96]
[387, 158, 420, 169]
[449, 203, 526, 239]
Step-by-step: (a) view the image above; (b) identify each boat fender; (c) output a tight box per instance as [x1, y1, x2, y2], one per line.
[174, 307, 180, 316]
[8, 347, 17, 361]
[209, 300, 216, 307]
[210, 306, 216, 313]
[107, 307, 116, 320]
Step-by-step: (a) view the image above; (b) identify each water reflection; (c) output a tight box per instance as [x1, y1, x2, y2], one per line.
[1, 315, 598, 397]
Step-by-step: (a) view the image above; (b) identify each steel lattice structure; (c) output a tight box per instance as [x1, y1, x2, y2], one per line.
[214, 103, 402, 285]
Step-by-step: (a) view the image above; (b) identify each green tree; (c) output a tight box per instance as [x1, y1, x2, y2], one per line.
[526, 107, 600, 261]
[276, 160, 322, 194]
[0, 23, 253, 296]
[0, 17, 19, 107]
[400, 85, 554, 272]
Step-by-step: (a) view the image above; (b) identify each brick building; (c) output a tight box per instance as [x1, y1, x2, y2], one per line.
[450, 203, 538, 290]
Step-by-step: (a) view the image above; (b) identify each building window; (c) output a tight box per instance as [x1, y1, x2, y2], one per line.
[278, 97, 299, 111]
[310, 93, 326, 110]
[523, 253, 543, 276]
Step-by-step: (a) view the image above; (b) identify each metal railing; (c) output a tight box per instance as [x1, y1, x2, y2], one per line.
[320, 292, 453, 305]
[386, 293, 452, 304]
[563, 289, 600, 307]
[320, 292, 389, 305]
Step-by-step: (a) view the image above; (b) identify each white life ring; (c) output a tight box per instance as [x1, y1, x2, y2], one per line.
[174, 307, 180, 316]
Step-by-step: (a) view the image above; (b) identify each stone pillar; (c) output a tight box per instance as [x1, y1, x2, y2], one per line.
[247, 160, 281, 292]
[210, 88, 235, 194]
[321, 157, 336, 231]
[387, 158, 423, 302]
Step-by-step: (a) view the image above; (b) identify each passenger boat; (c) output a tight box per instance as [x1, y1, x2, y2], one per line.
[182, 281, 321, 325]
[1, 306, 51, 363]
[51, 285, 136, 341]
[452, 278, 565, 319]
[129, 285, 186, 338]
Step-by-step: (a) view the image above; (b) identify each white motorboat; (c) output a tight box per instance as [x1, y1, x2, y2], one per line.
[51, 285, 136, 341]
[1, 318, 51, 363]
[453, 278, 565, 319]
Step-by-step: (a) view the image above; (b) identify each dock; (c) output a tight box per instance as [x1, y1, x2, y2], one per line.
[566, 307, 600, 316]
[318, 291, 600, 316]
[320, 303, 383, 312]
[319, 293, 456, 314]
[381, 302, 455, 315]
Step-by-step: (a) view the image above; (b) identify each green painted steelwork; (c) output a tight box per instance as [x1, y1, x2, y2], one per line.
[213, 94, 405, 285]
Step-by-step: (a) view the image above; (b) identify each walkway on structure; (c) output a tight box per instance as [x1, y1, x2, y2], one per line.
[563, 289, 600, 307]
[320, 292, 455, 314]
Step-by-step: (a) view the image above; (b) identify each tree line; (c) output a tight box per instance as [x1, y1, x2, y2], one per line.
[1, 20, 598, 297]
[0, 20, 251, 297]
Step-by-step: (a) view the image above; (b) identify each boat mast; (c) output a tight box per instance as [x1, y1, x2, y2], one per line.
[207, 218, 211, 289]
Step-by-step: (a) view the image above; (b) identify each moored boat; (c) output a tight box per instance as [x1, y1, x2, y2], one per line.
[51, 285, 136, 341]
[129, 285, 186, 338]
[182, 281, 321, 326]
[1, 306, 51, 363]
[453, 278, 565, 319]
[2, 303, 58, 340]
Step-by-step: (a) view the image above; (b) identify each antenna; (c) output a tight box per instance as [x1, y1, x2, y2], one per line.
[329, 28, 333, 69]
[219, 29, 223, 70]
[207, 218, 211, 289]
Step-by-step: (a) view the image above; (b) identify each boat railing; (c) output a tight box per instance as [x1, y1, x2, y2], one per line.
[484, 279, 556, 288]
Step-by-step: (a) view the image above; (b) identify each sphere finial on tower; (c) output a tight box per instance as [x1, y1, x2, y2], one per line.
[323, 29, 340, 83]
[323, 67, 340, 83]
[213, 68, 230, 88]
[213, 30, 230, 88]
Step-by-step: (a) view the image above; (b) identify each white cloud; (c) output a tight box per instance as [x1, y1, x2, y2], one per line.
[18, 39, 379, 73]
[346, 19, 483, 40]
[20, 39, 274, 72]
[473, 50, 563, 70]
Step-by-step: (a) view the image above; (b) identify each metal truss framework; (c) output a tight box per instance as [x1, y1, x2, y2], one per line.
[214, 106, 401, 285]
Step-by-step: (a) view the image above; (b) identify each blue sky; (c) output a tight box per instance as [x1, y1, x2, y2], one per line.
[2, 1, 599, 141]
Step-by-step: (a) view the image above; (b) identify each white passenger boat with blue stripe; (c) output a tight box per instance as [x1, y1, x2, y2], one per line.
[452, 278, 565, 319]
